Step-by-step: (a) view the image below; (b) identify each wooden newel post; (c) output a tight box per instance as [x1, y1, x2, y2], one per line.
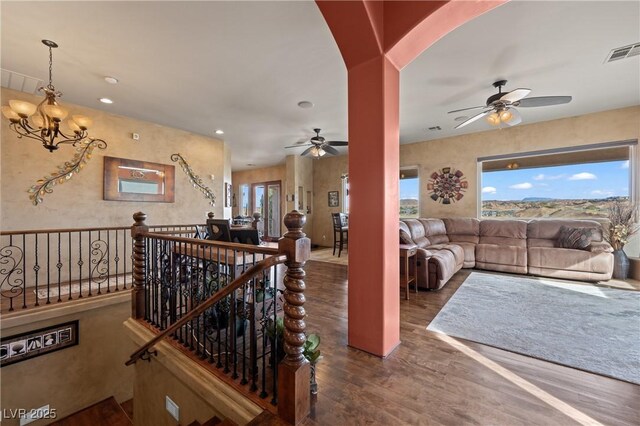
[131, 212, 149, 319]
[278, 210, 311, 424]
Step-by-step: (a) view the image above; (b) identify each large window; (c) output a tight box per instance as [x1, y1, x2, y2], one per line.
[400, 167, 419, 218]
[239, 184, 250, 216]
[480, 144, 634, 218]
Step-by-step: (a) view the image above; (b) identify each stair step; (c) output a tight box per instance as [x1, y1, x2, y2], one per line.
[119, 398, 134, 422]
[187, 417, 223, 426]
[50, 396, 132, 426]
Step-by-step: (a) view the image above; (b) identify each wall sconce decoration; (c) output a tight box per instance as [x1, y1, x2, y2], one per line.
[427, 167, 468, 204]
[171, 153, 215, 206]
[27, 139, 107, 205]
[506, 162, 519, 169]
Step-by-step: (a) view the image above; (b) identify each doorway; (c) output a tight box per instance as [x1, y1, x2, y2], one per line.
[251, 181, 281, 239]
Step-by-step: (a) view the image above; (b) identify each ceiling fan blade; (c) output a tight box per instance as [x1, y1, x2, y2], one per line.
[500, 88, 531, 103]
[327, 141, 348, 146]
[504, 108, 522, 126]
[455, 110, 491, 129]
[322, 145, 339, 155]
[447, 105, 486, 114]
[285, 144, 312, 149]
[517, 96, 572, 108]
[300, 146, 315, 156]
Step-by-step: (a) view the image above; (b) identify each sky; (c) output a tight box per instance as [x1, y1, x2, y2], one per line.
[481, 160, 629, 201]
[399, 160, 630, 201]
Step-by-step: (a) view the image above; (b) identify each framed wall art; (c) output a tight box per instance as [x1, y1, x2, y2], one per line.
[1, 320, 79, 367]
[104, 157, 175, 202]
[328, 191, 339, 207]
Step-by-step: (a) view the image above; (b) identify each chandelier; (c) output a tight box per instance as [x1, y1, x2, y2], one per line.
[2, 40, 104, 152]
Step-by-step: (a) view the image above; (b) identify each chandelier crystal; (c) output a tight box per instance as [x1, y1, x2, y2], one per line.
[2, 40, 105, 152]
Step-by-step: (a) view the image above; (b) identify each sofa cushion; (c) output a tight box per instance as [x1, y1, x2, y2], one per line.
[479, 220, 527, 248]
[451, 242, 476, 268]
[476, 243, 527, 268]
[427, 249, 463, 290]
[419, 219, 449, 244]
[443, 218, 480, 244]
[528, 219, 604, 248]
[425, 244, 465, 268]
[528, 247, 613, 274]
[402, 219, 431, 248]
[399, 221, 414, 245]
[556, 225, 597, 250]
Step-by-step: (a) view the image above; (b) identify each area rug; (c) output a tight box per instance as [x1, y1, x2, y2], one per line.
[427, 272, 640, 384]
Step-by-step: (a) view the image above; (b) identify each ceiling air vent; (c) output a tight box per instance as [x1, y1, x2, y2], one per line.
[604, 43, 640, 63]
[1, 69, 44, 94]
[428, 126, 442, 131]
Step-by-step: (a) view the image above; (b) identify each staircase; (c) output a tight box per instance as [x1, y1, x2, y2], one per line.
[50, 397, 230, 426]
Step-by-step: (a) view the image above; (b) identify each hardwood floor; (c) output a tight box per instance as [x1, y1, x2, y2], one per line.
[300, 261, 639, 426]
[50, 397, 132, 426]
[309, 247, 348, 266]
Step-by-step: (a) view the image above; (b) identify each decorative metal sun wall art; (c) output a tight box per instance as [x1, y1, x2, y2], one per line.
[171, 153, 216, 206]
[27, 139, 107, 205]
[427, 167, 468, 204]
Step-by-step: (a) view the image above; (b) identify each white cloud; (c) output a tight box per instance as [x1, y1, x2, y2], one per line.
[533, 174, 545, 181]
[568, 172, 597, 181]
[509, 182, 533, 189]
[621, 160, 629, 169]
[533, 173, 566, 181]
[591, 190, 614, 197]
[482, 186, 497, 194]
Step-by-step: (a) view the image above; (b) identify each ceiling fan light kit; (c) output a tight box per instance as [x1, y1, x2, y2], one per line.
[2, 40, 106, 152]
[449, 80, 571, 130]
[284, 128, 348, 159]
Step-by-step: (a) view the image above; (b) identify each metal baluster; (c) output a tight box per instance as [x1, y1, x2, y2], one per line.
[123, 230, 128, 290]
[22, 234, 26, 309]
[216, 244, 222, 369]
[57, 233, 62, 303]
[88, 230, 93, 296]
[106, 230, 111, 293]
[68, 233, 72, 301]
[78, 232, 83, 298]
[271, 264, 278, 405]
[260, 252, 267, 399]
[46, 233, 51, 304]
[114, 230, 119, 291]
[34, 234, 40, 307]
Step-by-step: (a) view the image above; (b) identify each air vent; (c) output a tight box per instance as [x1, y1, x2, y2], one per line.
[604, 42, 640, 63]
[1, 69, 44, 94]
[428, 126, 442, 131]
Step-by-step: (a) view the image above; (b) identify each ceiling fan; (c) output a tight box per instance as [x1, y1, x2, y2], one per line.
[285, 128, 348, 158]
[448, 80, 572, 129]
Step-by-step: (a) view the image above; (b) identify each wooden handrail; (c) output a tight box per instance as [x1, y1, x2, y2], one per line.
[125, 253, 287, 366]
[0, 224, 204, 236]
[140, 231, 280, 255]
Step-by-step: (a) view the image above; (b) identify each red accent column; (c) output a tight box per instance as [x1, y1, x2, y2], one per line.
[317, 0, 508, 357]
[347, 56, 401, 356]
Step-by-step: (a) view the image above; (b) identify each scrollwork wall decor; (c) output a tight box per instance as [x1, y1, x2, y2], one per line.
[27, 138, 107, 205]
[171, 153, 216, 206]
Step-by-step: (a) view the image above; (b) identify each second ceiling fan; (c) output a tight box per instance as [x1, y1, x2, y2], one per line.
[285, 128, 348, 158]
[449, 80, 572, 129]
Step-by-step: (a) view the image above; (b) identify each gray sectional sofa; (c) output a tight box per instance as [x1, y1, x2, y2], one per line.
[400, 218, 614, 290]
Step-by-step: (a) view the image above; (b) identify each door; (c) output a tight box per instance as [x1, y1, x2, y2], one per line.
[251, 181, 281, 240]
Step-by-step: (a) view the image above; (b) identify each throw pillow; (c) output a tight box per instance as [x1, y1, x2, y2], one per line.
[400, 229, 414, 245]
[556, 226, 596, 250]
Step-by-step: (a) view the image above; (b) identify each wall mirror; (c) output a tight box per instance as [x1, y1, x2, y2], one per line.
[104, 156, 175, 202]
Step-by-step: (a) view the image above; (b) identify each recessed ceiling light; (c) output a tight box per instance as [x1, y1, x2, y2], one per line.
[215, 129, 224, 135]
[247, 163, 256, 167]
[104, 76, 119, 84]
[99, 98, 113, 104]
[297, 101, 314, 109]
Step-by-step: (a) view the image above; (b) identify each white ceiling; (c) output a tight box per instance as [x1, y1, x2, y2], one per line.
[2, 1, 639, 170]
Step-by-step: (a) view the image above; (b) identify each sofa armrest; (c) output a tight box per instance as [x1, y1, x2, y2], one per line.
[416, 248, 434, 260]
[590, 242, 614, 253]
[399, 243, 418, 251]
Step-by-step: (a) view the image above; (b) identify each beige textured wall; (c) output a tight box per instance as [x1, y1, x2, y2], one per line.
[1, 87, 229, 231]
[0, 296, 134, 425]
[231, 164, 286, 234]
[285, 155, 314, 240]
[312, 155, 348, 247]
[134, 356, 222, 426]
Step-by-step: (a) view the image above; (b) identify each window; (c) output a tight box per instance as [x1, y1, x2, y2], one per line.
[239, 184, 250, 216]
[400, 167, 419, 218]
[341, 174, 349, 214]
[480, 143, 634, 219]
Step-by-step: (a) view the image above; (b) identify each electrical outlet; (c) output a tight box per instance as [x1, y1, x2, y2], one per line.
[165, 396, 179, 421]
[20, 404, 51, 426]
[132, 133, 140, 140]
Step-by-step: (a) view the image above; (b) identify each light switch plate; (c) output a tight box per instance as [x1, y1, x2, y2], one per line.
[165, 396, 179, 421]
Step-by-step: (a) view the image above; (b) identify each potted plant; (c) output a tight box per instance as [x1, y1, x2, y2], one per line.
[606, 200, 638, 279]
[265, 317, 322, 394]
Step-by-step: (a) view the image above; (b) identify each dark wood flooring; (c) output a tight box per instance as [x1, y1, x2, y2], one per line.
[300, 261, 639, 426]
[50, 397, 132, 426]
